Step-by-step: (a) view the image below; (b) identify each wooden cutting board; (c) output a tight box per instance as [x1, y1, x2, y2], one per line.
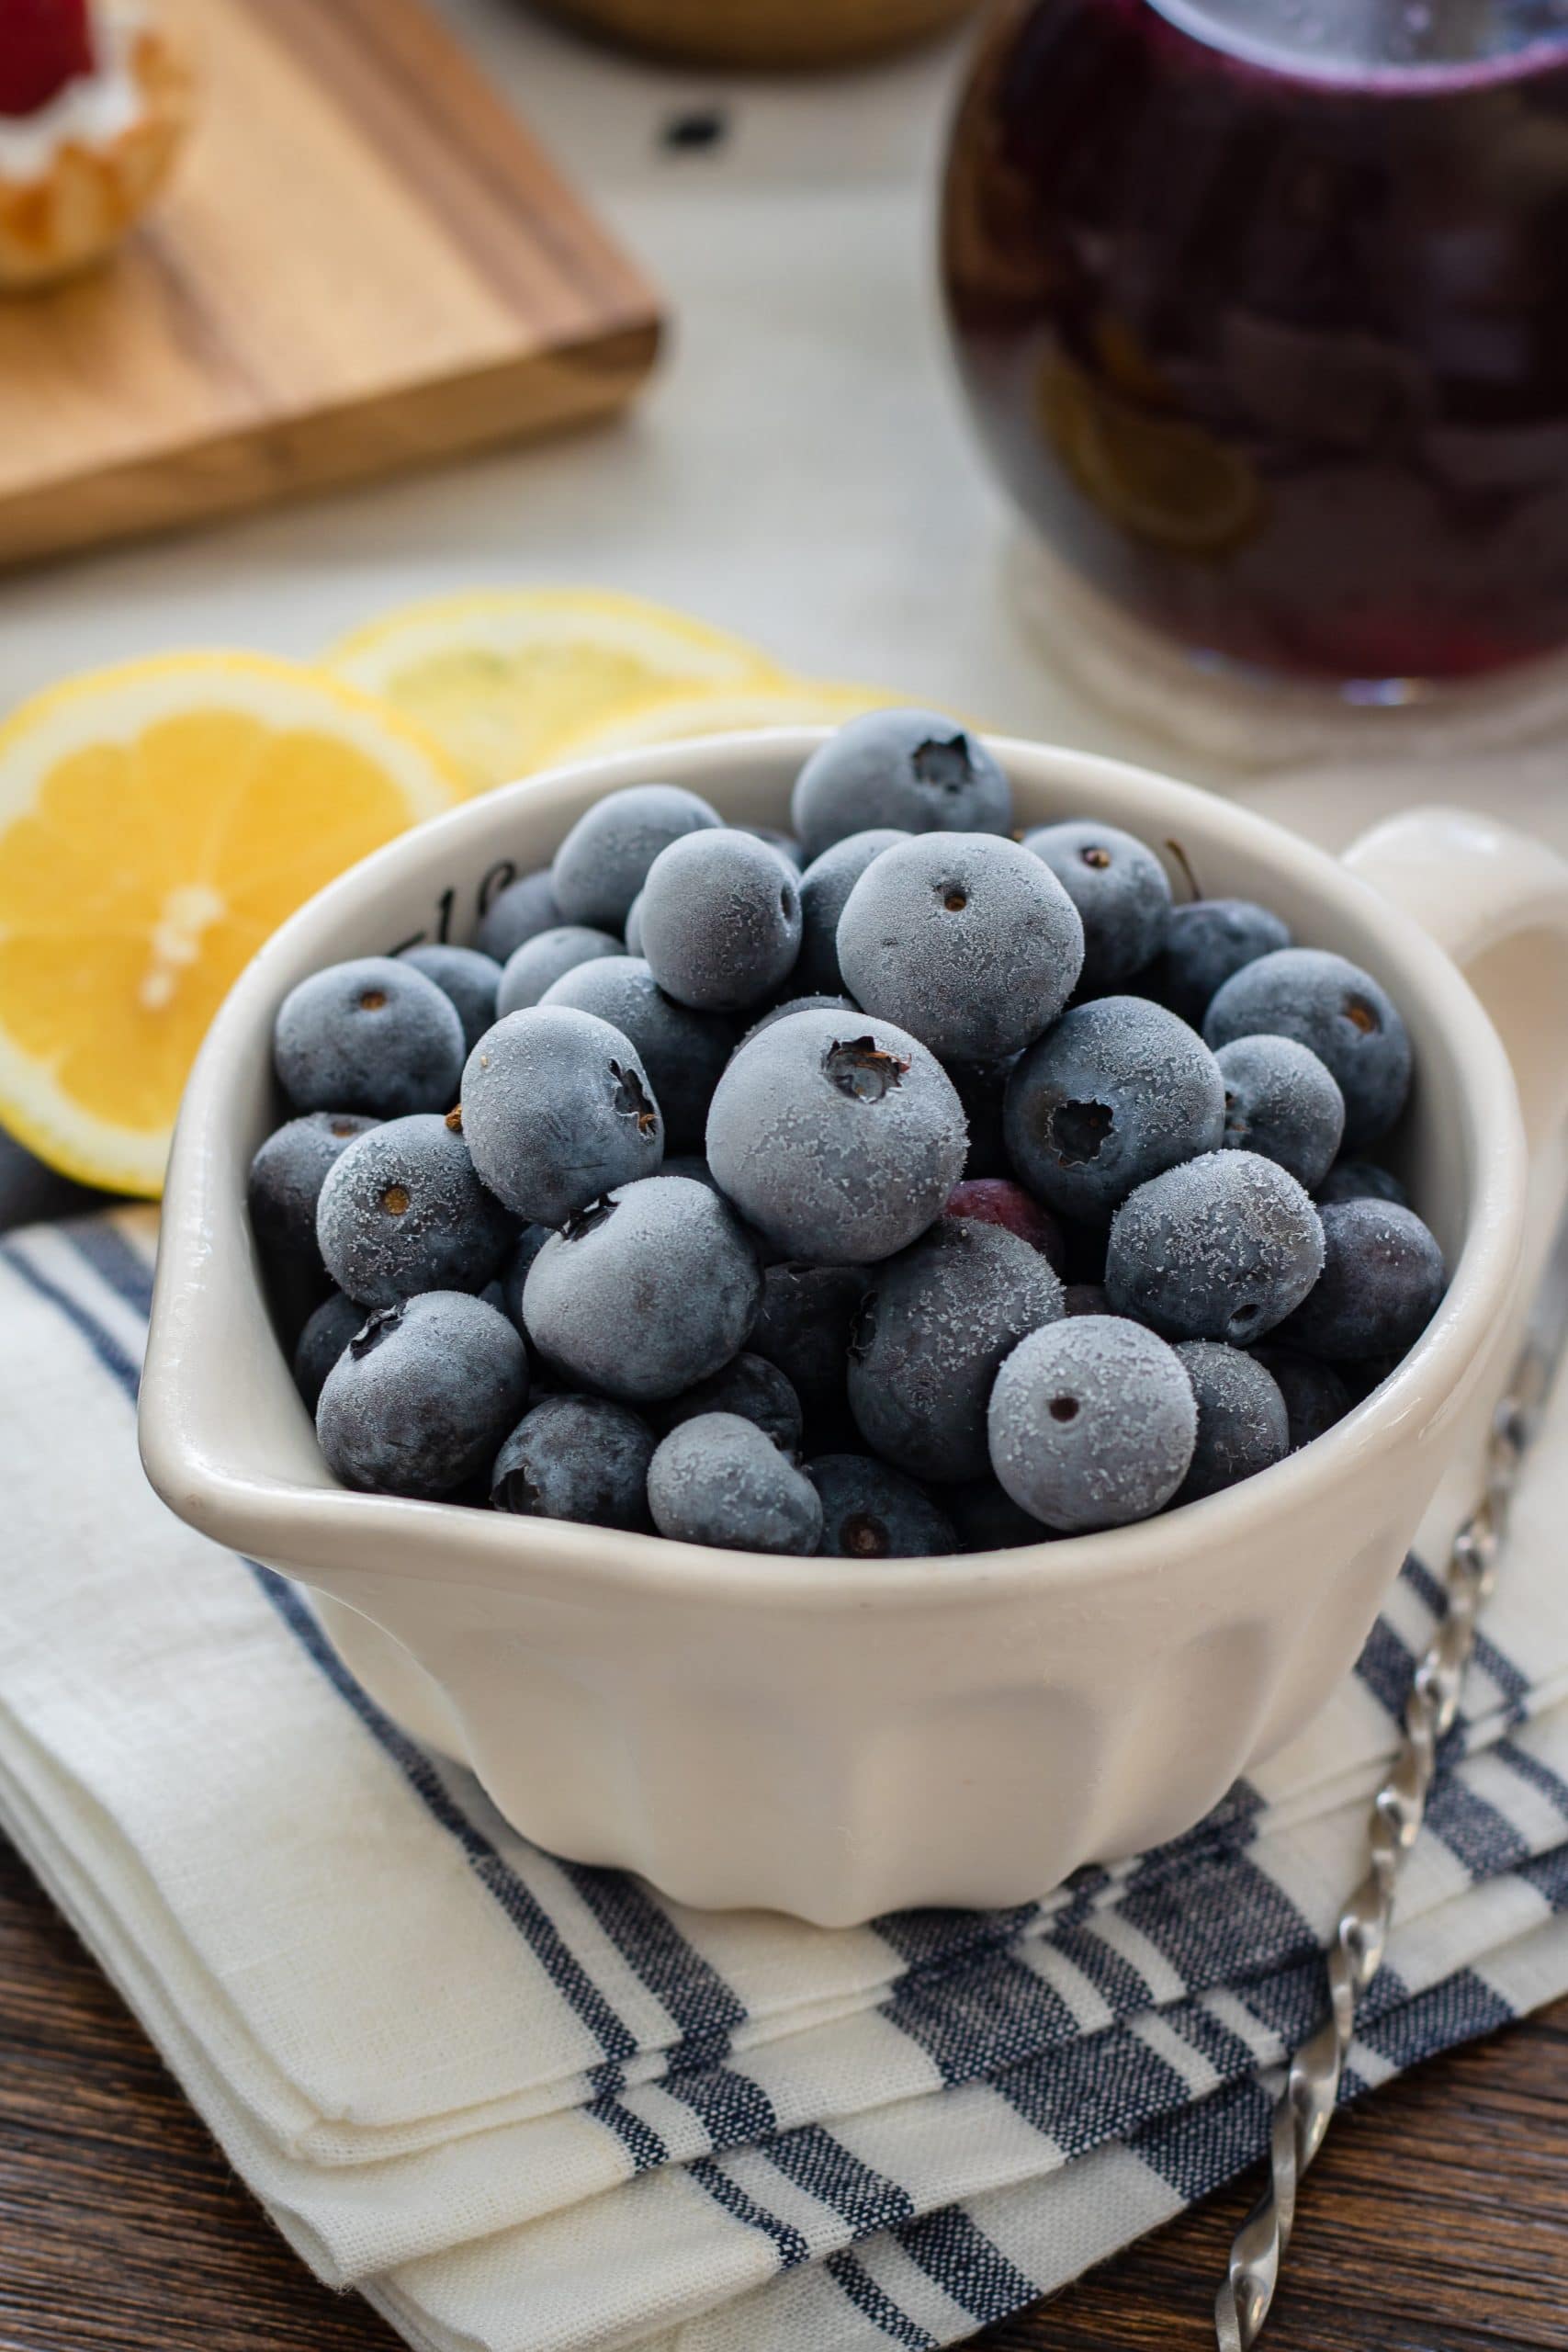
[0, 0, 662, 568]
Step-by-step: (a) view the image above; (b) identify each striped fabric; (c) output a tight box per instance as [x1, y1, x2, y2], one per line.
[2, 1207, 1566, 2352]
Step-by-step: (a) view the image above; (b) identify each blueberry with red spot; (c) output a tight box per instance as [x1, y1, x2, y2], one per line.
[944, 1177, 1064, 1271]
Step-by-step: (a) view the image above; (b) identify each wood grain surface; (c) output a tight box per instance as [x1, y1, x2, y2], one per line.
[0, 1834, 1562, 2352]
[0, 0, 660, 569]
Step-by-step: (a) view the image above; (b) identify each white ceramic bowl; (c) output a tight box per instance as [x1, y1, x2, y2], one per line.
[140, 734, 1568, 1924]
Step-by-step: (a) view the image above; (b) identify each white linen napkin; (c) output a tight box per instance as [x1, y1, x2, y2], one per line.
[2, 1206, 1565, 2352]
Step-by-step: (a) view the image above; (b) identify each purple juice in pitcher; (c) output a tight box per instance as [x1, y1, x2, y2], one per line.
[942, 0, 1568, 684]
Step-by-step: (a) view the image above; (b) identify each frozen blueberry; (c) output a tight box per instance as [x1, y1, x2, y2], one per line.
[944, 1178, 1065, 1272]
[792, 709, 1012, 861]
[1279, 1198, 1446, 1361]
[849, 1218, 1063, 1481]
[316, 1291, 527, 1499]
[1156, 899, 1292, 1028]
[624, 889, 646, 956]
[496, 925, 624, 1016]
[1250, 1345, 1352, 1451]
[497, 1221, 554, 1334]
[1316, 1159, 1410, 1210]
[524, 1175, 761, 1403]
[706, 1008, 967, 1263]
[398, 944, 502, 1054]
[648, 1413, 823, 1554]
[837, 832, 1084, 1062]
[1106, 1150, 1325, 1345]
[1204, 947, 1412, 1148]
[987, 1317, 1197, 1532]
[461, 1007, 664, 1224]
[747, 826, 807, 871]
[540, 955, 737, 1151]
[491, 1394, 656, 1530]
[739, 994, 858, 1046]
[551, 784, 723, 930]
[639, 829, 803, 1012]
[1063, 1281, 1111, 1317]
[291, 1290, 367, 1414]
[316, 1114, 516, 1306]
[248, 1111, 378, 1270]
[795, 828, 908, 992]
[477, 868, 562, 965]
[274, 956, 465, 1118]
[1022, 820, 1172, 990]
[1215, 1034, 1345, 1192]
[947, 1478, 1047, 1552]
[807, 1454, 956, 1558]
[947, 1056, 1015, 1180]
[651, 1352, 804, 1454]
[1004, 997, 1225, 1227]
[1172, 1340, 1290, 1502]
[746, 1261, 868, 1416]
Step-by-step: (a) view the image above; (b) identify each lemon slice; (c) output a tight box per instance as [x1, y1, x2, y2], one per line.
[1038, 355, 1264, 558]
[330, 589, 785, 791]
[0, 653, 465, 1197]
[534, 678, 908, 769]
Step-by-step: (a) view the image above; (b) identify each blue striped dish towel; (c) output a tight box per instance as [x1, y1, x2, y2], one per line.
[3, 1207, 1568, 2352]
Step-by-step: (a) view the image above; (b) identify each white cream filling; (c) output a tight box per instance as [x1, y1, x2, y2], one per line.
[0, 6, 148, 187]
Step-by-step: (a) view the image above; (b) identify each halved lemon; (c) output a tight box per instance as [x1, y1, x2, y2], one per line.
[0, 652, 465, 1196]
[329, 588, 786, 791]
[534, 678, 908, 769]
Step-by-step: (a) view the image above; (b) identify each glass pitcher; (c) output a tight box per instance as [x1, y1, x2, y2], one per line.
[942, 1, 1568, 691]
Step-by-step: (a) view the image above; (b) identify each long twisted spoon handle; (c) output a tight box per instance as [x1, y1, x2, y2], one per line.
[1214, 1208, 1568, 2352]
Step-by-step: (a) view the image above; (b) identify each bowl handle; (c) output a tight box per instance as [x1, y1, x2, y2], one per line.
[1344, 803, 1568, 1377]
[1343, 804, 1568, 1161]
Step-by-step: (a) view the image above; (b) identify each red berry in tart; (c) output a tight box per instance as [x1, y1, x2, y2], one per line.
[0, 2, 196, 291]
[0, 0, 96, 119]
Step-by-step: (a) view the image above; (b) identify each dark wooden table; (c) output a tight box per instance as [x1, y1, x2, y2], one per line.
[0, 1839, 1562, 2352]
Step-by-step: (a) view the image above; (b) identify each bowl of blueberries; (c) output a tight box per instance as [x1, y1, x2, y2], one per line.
[140, 714, 1565, 1922]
